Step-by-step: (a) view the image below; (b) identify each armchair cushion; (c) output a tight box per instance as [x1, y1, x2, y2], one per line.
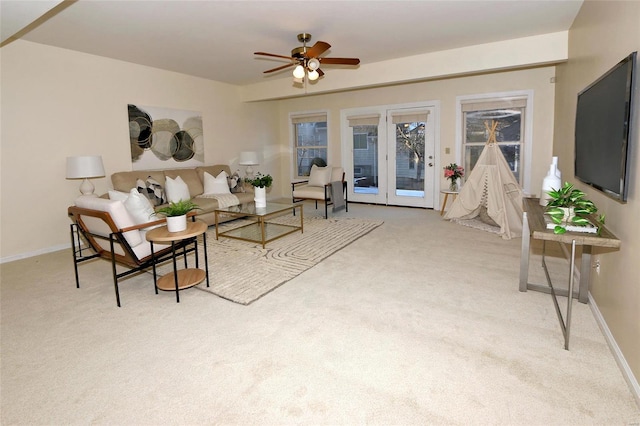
[74, 196, 143, 247]
[308, 165, 331, 187]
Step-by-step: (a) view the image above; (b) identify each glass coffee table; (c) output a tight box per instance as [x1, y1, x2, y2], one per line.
[214, 202, 303, 248]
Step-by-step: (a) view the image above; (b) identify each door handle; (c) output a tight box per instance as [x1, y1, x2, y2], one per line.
[428, 163, 433, 167]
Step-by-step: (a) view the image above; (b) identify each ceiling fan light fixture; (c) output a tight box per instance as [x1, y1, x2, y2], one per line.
[308, 69, 319, 81]
[293, 76, 304, 84]
[293, 65, 305, 79]
[307, 58, 320, 71]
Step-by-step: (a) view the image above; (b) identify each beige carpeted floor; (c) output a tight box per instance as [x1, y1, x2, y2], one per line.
[1, 202, 638, 425]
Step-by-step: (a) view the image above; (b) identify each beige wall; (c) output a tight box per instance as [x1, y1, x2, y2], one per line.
[553, 1, 640, 384]
[0, 40, 278, 260]
[273, 67, 557, 202]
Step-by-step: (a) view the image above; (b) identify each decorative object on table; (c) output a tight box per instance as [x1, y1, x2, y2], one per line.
[544, 181, 604, 234]
[127, 104, 204, 170]
[246, 173, 273, 208]
[238, 151, 259, 179]
[156, 199, 200, 232]
[539, 156, 562, 206]
[443, 163, 464, 191]
[66, 155, 106, 196]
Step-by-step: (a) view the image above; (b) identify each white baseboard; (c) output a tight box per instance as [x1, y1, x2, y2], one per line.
[0, 243, 70, 264]
[589, 292, 640, 409]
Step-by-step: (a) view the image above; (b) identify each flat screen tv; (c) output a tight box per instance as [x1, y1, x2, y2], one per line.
[574, 51, 637, 202]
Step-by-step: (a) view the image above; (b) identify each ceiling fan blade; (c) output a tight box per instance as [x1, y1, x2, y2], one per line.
[263, 63, 295, 73]
[320, 57, 360, 65]
[317, 68, 325, 77]
[254, 51, 295, 60]
[306, 41, 331, 58]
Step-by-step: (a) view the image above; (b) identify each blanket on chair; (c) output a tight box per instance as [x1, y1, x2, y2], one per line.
[330, 181, 346, 212]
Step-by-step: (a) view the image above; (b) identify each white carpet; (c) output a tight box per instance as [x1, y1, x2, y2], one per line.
[1, 203, 638, 424]
[161, 215, 383, 304]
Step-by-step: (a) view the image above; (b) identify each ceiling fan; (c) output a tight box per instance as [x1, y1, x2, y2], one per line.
[254, 33, 360, 82]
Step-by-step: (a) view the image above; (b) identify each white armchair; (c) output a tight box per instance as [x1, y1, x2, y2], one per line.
[291, 165, 348, 218]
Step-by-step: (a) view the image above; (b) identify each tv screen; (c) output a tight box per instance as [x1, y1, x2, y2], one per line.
[574, 51, 637, 202]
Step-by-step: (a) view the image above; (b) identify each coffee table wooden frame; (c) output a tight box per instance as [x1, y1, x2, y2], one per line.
[214, 202, 303, 248]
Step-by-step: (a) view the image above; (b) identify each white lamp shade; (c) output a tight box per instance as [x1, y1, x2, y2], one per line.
[66, 155, 105, 179]
[239, 151, 259, 166]
[293, 64, 305, 79]
[307, 58, 320, 71]
[308, 70, 319, 81]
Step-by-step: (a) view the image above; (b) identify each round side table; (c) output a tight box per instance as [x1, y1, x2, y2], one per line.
[146, 220, 209, 303]
[440, 190, 459, 216]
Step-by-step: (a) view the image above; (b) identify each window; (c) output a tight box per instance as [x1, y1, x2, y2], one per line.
[462, 98, 526, 184]
[353, 133, 368, 150]
[292, 113, 327, 177]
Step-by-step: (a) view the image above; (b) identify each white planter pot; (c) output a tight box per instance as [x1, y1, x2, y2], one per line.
[254, 186, 267, 208]
[166, 214, 187, 233]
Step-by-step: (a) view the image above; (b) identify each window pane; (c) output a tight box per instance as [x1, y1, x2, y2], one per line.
[499, 144, 521, 183]
[352, 125, 379, 193]
[395, 121, 425, 196]
[294, 120, 327, 177]
[465, 109, 522, 143]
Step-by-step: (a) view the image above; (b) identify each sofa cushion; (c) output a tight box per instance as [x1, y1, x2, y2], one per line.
[203, 171, 231, 194]
[74, 196, 143, 247]
[137, 177, 166, 206]
[227, 170, 245, 193]
[164, 168, 203, 197]
[111, 170, 165, 193]
[165, 175, 191, 203]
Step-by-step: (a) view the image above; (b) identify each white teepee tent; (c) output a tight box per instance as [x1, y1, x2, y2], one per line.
[444, 120, 524, 239]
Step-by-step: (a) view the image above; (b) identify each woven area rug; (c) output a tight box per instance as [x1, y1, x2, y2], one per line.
[156, 215, 383, 305]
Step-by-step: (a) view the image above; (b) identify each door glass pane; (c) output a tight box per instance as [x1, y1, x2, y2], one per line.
[395, 121, 425, 197]
[352, 125, 378, 194]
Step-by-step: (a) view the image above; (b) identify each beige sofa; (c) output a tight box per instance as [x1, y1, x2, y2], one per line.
[110, 164, 254, 226]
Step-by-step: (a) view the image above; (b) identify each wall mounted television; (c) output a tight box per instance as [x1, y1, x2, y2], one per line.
[574, 51, 637, 202]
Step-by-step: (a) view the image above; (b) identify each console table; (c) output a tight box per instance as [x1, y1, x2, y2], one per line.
[519, 198, 620, 349]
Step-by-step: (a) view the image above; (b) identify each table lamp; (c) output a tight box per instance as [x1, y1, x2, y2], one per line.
[239, 151, 259, 178]
[66, 155, 105, 196]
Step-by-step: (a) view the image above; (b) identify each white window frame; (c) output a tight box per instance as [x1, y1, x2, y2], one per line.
[455, 90, 534, 194]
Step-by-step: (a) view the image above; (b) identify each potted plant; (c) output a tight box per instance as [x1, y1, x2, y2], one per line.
[156, 199, 200, 232]
[245, 173, 272, 208]
[544, 182, 604, 234]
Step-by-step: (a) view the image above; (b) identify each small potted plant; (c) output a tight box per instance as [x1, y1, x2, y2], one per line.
[156, 199, 200, 232]
[245, 173, 273, 208]
[544, 182, 604, 234]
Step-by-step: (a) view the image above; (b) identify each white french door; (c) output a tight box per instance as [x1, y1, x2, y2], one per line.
[342, 103, 438, 208]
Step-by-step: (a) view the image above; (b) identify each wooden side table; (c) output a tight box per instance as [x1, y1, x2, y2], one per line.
[146, 220, 210, 303]
[440, 190, 459, 216]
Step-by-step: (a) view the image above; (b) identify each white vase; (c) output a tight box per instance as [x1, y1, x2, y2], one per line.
[540, 163, 562, 206]
[166, 214, 187, 232]
[254, 186, 267, 208]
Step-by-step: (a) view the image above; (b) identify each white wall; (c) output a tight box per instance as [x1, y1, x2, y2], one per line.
[0, 40, 278, 260]
[273, 67, 557, 204]
[553, 0, 640, 389]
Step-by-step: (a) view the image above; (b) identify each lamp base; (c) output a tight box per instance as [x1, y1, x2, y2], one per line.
[244, 165, 255, 179]
[79, 178, 97, 196]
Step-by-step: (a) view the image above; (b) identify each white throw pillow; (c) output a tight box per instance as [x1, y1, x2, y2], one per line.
[124, 189, 158, 224]
[165, 175, 191, 203]
[108, 190, 129, 202]
[203, 171, 231, 194]
[308, 165, 331, 187]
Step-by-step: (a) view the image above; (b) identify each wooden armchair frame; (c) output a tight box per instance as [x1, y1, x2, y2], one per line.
[68, 206, 199, 307]
[291, 171, 348, 219]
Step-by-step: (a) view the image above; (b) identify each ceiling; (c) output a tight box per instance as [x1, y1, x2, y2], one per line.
[2, 0, 583, 87]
